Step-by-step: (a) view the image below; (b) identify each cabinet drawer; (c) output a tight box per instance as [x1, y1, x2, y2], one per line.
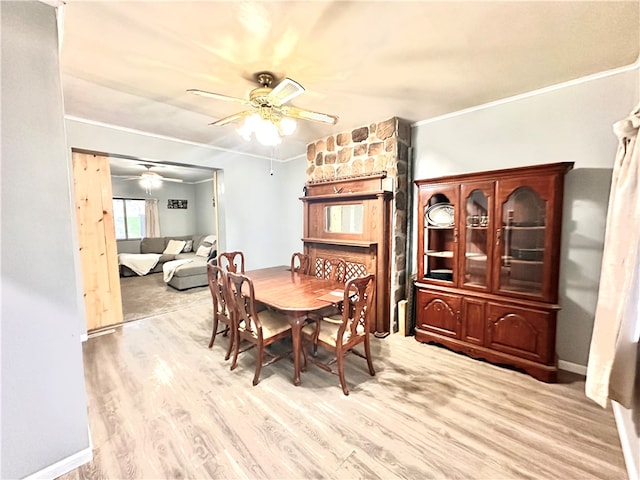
[415, 289, 461, 338]
[487, 302, 556, 363]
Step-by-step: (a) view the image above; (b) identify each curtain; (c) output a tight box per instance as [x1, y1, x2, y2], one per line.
[145, 198, 160, 237]
[586, 106, 640, 409]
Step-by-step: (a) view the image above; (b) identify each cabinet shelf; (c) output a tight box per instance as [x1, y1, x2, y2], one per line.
[466, 253, 487, 260]
[426, 225, 454, 230]
[502, 257, 543, 265]
[503, 225, 546, 230]
[426, 250, 454, 258]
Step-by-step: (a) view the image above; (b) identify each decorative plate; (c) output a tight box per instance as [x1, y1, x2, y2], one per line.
[425, 203, 454, 227]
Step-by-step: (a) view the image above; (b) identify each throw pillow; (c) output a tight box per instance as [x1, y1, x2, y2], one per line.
[202, 235, 216, 246]
[163, 239, 186, 255]
[195, 244, 211, 257]
[182, 240, 193, 253]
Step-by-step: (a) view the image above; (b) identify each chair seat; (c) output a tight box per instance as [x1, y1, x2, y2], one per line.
[240, 310, 291, 339]
[301, 315, 365, 347]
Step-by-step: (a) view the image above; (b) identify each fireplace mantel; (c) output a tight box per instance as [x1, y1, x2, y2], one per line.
[301, 174, 392, 335]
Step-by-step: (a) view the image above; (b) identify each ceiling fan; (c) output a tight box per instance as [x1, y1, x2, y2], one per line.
[121, 164, 183, 185]
[187, 72, 338, 144]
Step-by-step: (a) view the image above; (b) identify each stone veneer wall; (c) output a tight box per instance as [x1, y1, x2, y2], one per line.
[305, 117, 411, 333]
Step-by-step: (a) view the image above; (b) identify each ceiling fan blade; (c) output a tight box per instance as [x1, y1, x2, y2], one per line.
[268, 77, 305, 106]
[280, 105, 339, 125]
[209, 111, 252, 126]
[161, 177, 183, 183]
[187, 89, 252, 105]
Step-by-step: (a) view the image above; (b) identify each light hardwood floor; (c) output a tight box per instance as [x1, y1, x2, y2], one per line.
[59, 303, 628, 480]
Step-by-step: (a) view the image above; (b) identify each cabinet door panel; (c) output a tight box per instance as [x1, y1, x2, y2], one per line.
[460, 181, 494, 292]
[462, 298, 485, 345]
[415, 289, 461, 338]
[487, 303, 555, 363]
[493, 176, 559, 302]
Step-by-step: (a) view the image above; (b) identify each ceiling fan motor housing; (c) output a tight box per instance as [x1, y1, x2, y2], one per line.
[249, 87, 275, 107]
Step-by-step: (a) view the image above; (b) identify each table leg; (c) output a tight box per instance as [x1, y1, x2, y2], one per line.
[291, 315, 304, 386]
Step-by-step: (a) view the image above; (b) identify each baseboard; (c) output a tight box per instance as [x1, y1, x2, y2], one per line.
[612, 401, 640, 480]
[557, 359, 587, 376]
[24, 425, 92, 480]
[23, 445, 92, 480]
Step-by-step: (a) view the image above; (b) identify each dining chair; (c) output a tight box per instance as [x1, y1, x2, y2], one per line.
[206, 261, 234, 360]
[226, 271, 293, 386]
[218, 251, 245, 273]
[320, 257, 347, 283]
[310, 257, 348, 320]
[301, 274, 376, 395]
[290, 252, 311, 274]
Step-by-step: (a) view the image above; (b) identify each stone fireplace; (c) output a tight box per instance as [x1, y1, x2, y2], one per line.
[305, 117, 411, 333]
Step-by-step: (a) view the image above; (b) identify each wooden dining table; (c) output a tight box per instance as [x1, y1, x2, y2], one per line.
[244, 266, 344, 386]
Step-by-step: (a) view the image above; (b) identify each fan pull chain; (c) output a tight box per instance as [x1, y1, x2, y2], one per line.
[270, 147, 274, 176]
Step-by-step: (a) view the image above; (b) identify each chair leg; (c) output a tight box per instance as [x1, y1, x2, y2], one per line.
[230, 330, 240, 371]
[364, 334, 375, 376]
[253, 342, 264, 386]
[336, 351, 349, 396]
[301, 340, 308, 372]
[224, 325, 234, 361]
[208, 313, 219, 348]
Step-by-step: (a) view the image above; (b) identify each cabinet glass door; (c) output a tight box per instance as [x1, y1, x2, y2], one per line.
[496, 185, 547, 297]
[460, 183, 493, 290]
[422, 187, 457, 285]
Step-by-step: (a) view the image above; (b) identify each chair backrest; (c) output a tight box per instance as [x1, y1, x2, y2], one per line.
[336, 274, 376, 344]
[291, 252, 311, 274]
[321, 258, 347, 283]
[218, 251, 245, 273]
[207, 261, 232, 319]
[225, 271, 262, 338]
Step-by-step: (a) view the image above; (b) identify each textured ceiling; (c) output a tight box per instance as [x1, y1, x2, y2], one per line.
[61, 0, 639, 168]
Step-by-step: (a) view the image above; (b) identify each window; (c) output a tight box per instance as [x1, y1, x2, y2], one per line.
[113, 198, 146, 240]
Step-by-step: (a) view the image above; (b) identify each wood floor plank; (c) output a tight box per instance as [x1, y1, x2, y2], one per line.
[58, 303, 628, 480]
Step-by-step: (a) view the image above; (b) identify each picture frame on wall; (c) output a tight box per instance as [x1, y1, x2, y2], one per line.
[167, 199, 188, 209]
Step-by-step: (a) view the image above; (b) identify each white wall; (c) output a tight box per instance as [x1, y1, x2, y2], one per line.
[411, 66, 639, 368]
[195, 180, 216, 235]
[1, 2, 90, 478]
[277, 156, 308, 264]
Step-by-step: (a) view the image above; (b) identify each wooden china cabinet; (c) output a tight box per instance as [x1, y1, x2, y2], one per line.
[414, 162, 573, 382]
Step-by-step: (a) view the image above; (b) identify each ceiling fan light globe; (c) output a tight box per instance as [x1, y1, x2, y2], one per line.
[139, 177, 161, 190]
[255, 120, 282, 146]
[237, 113, 260, 141]
[279, 117, 297, 136]
[236, 112, 283, 146]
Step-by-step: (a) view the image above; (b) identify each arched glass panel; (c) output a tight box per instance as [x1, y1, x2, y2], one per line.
[499, 187, 546, 296]
[463, 189, 489, 288]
